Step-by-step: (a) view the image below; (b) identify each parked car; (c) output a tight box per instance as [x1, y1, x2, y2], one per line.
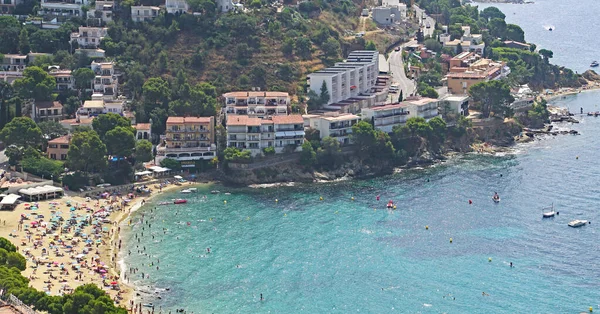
[394, 46, 400, 51]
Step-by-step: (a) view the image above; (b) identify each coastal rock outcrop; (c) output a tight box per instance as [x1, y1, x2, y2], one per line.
[582, 70, 600, 82]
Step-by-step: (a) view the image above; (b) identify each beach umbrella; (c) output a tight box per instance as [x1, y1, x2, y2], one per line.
[110, 281, 118, 285]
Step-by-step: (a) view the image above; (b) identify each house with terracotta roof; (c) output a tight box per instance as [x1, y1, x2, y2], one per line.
[226, 114, 304, 156]
[59, 117, 95, 131]
[135, 123, 151, 141]
[223, 91, 289, 118]
[361, 97, 442, 132]
[31, 101, 63, 122]
[445, 59, 510, 94]
[156, 116, 216, 164]
[47, 135, 71, 160]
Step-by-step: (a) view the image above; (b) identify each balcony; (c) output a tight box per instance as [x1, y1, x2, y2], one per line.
[329, 121, 356, 129]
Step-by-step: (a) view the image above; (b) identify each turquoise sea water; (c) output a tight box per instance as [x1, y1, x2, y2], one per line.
[122, 92, 600, 313]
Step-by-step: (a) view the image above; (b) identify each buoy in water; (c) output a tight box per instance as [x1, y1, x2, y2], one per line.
[450, 238, 453, 243]
[393, 205, 397, 210]
[351, 197, 355, 201]
[589, 306, 593, 312]
[576, 156, 579, 159]
[488, 257, 492, 262]
[469, 200, 473, 204]
[425, 225, 429, 230]
[224, 200, 227, 204]
[275, 199, 278, 203]
[320, 196, 323, 201]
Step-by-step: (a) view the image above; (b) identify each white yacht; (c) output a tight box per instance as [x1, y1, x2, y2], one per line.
[568, 220, 588, 228]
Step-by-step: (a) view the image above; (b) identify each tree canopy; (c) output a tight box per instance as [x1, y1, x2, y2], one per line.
[468, 80, 514, 118]
[0, 117, 43, 148]
[12, 67, 56, 101]
[92, 113, 133, 141]
[67, 130, 107, 172]
[135, 140, 153, 163]
[105, 126, 136, 157]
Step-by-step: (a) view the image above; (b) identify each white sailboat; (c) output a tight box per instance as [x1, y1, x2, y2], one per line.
[542, 203, 556, 218]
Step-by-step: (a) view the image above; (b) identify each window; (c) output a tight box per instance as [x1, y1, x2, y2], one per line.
[60, 154, 67, 160]
[3, 0, 11, 5]
[249, 143, 258, 148]
[50, 154, 56, 159]
[60, 145, 69, 149]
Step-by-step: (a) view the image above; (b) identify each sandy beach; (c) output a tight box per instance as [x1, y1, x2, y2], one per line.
[0, 179, 186, 311]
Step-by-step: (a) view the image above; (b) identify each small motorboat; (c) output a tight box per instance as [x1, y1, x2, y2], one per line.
[210, 190, 220, 194]
[188, 188, 197, 192]
[587, 111, 600, 117]
[591, 61, 599, 67]
[542, 204, 557, 218]
[568, 220, 589, 228]
[492, 193, 500, 203]
[386, 201, 395, 209]
[173, 199, 187, 204]
[181, 189, 192, 194]
[158, 201, 170, 206]
[548, 27, 553, 31]
[142, 303, 153, 308]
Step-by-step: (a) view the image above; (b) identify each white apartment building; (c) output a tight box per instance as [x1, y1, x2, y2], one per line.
[166, 0, 188, 14]
[226, 115, 304, 156]
[362, 98, 440, 133]
[304, 113, 360, 145]
[70, 27, 108, 49]
[91, 61, 118, 100]
[1, 55, 27, 72]
[31, 101, 64, 122]
[50, 70, 74, 91]
[223, 91, 289, 118]
[78, 99, 124, 117]
[307, 50, 379, 108]
[39, 0, 88, 18]
[362, 103, 411, 133]
[131, 5, 160, 22]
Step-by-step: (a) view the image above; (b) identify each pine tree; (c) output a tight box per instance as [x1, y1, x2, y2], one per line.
[319, 81, 330, 105]
[18, 29, 30, 54]
[399, 90, 403, 103]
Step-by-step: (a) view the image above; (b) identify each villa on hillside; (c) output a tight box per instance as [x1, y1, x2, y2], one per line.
[156, 117, 216, 165]
[223, 91, 289, 118]
[226, 115, 305, 156]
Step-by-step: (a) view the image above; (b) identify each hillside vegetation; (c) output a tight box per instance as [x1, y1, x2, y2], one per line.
[102, 0, 371, 99]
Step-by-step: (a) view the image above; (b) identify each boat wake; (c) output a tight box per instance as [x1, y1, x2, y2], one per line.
[543, 25, 555, 31]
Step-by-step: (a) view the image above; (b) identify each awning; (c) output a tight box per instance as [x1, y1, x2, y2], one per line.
[174, 175, 183, 179]
[135, 171, 152, 176]
[18, 185, 63, 196]
[0, 194, 21, 205]
[148, 166, 170, 173]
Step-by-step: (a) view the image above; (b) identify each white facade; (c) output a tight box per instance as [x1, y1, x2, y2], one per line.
[226, 115, 305, 156]
[217, 0, 242, 12]
[223, 91, 289, 118]
[166, 0, 188, 14]
[361, 98, 441, 133]
[439, 95, 470, 116]
[372, 7, 395, 25]
[91, 61, 118, 100]
[308, 51, 379, 107]
[131, 5, 160, 22]
[304, 113, 360, 145]
[1, 55, 27, 72]
[77, 99, 124, 117]
[0, 0, 21, 14]
[71, 27, 108, 49]
[362, 103, 411, 133]
[39, 0, 88, 18]
[50, 70, 74, 91]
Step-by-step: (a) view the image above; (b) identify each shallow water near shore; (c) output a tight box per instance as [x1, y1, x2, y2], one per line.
[121, 92, 600, 313]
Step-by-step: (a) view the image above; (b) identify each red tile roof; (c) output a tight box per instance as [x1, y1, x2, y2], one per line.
[135, 123, 151, 130]
[166, 117, 212, 124]
[271, 115, 304, 125]
[48, 135, 70, 144]
[36, 101, 63, 109]
[226, 115, 262, 126]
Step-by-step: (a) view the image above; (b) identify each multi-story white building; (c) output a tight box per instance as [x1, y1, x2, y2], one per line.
[226, 115, 304, 156]
[90, 61, 118, 100]
[1, 55, 28, 72]
[50, 70, 74, 91]
[32, 101, 64, 122]
[166, 0, 188, 14]
[88, 0, 114, 23]
[304, 112, 360, 145]
[70, 27, 108, 49]
[131, 5, 160, 22]
[39, 0, 88, 19]
[223, 91, 289, 118]
[362, 98, 440, 133]
[307, 50, 379, 108]
[77, 99, 124, 117]
[362, 103, 412, 133]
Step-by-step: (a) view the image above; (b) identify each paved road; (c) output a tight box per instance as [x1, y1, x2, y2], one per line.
[414, 5, 436, 38]
[387, 40, 417, 100]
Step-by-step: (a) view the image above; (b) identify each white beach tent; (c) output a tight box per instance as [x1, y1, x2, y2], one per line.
[134, 171, 153, 176]
[18, 185, 64, 201]
[0, 194, 21, 210]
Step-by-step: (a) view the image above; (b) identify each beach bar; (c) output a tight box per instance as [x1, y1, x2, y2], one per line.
[18, 185, 64, 201]
[0, 193, 21, 210]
